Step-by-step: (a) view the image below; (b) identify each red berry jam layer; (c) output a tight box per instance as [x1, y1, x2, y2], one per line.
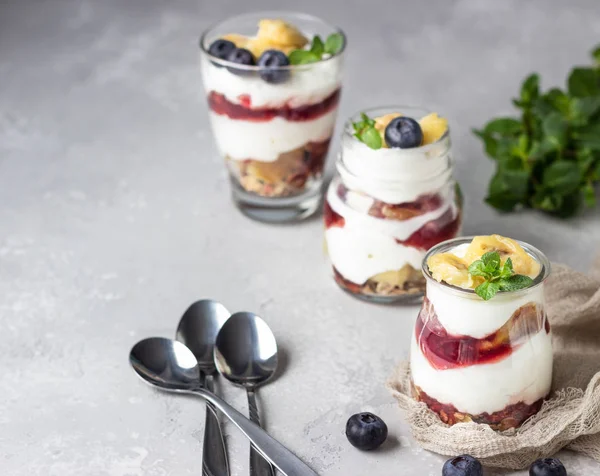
[208, 89, 341, 122]
[412, 384, 544, 430]
[234, 138, 331, 197]
[396, 207, 461, 251]
[416, 298, 549, 371]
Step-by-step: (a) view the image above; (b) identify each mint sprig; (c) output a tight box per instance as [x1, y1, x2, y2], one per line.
[288, 33, 345, 65]
[352, 113, 382, 149]
[468, 251, 534, 300]
[473, 42, 600, 218]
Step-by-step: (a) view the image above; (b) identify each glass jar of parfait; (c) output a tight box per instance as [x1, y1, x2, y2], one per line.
[200, 12, 345, 223]
[411, 235, 552, 430]
[324, 107, 462, 303]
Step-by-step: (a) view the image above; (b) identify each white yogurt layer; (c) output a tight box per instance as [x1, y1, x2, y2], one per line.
[201, 55, 342, 108]
[339, 131, 452, 204]
[325, 180, 459, 284]
[208, 108, 337, 161]
[427, 243, 544, 338]
[410, 329, 553, 415]
[427, 280, 545, 339]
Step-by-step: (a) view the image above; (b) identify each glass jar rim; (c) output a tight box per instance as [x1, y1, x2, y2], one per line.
[199, 11, 347, 71]
[421, 236, 552, 298]
[343, 105, 450, 150]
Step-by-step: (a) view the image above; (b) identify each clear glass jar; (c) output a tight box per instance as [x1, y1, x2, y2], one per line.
[410, 237, 552, 430]
[199, 12, 345, 223]
[324, 106, 462, 303]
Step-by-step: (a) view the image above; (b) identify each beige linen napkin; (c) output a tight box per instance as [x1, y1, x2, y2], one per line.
[387, 260, 600, 470]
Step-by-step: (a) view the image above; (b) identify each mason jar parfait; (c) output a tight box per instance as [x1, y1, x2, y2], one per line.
[411, 235, 553, 430]
[324, 107, 462, 303]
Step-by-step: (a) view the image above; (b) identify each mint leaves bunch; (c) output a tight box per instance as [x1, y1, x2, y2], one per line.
[474, 44, 600, 218]
[468, 251, 534, 300]
[288, 33, 344, 65]
[352, 113, 383, 149]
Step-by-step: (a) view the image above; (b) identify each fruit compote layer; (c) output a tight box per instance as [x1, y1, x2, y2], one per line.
[324, 178, 461, 297]
[411, 295, 552, 429]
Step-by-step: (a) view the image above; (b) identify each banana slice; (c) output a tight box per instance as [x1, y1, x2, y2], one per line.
[222, 33, 251, 49]
[427, 253, 480, 289]
[256, 19, 308, 49]
[463, 235, 540, 278]
[374, 113, 401, 148]
[419, 113, 448, 145]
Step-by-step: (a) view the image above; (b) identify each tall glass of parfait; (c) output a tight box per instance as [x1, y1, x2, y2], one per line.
[200, 12, 345, 222]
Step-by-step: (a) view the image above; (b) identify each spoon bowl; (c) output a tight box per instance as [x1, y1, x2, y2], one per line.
[176, 300, 230, 370]
[214, 311, 278, 387]
[130, 337, 200, 390]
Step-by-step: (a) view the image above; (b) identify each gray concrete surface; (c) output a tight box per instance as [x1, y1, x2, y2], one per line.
[1, 0, 600, 474]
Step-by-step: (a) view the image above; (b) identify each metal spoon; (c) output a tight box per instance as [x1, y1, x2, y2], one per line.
[129, 338, 317, 476]
[176, 300, 230, 476]
[214, 312, 278, 476]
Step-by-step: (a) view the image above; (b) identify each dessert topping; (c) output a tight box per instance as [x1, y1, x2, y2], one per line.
[427, 235, 540, 300]
[384, 116, 424, 148]
[352, 111, 448, 149]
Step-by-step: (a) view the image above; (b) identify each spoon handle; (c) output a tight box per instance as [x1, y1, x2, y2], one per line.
[247, 389, 276, 476]
[201, 373, 230, 476]
[192, 388, 318, 476]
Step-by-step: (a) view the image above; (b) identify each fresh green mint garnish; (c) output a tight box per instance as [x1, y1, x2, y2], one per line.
[288, 33, 345, 65]
[324, 32, 344, 55]
[473, 42, 600, 218]
[352, 113, 382, 149]
[468, 251, 534, 301]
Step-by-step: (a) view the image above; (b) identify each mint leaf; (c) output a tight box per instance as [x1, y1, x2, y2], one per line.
[468, 259, 491, 278]
[498, 275, 534, 291]
[484, 118, 522, 136]
[475, 281, 501, 301]
[324, 33, 344, 55]
[288, 50, 320, 65]
[583, 182, 596, 207]
[520, 73, 540, 105]
[310, 35, 324, 57]
[360, 127, 382, 150]
[571, 97, 600, 122]
[481, 251, 501, 270]
[568, 67, 599, 97]
[361, 112, 375, 127]
[542, 161, 583, 195]
[499, 257, 514, 279]
[542, 112, 568, 149]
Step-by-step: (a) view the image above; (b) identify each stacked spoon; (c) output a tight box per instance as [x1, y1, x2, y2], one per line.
[129, 300, 314, 476]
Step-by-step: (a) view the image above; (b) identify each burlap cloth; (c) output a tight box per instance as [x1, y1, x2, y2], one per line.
[387, 260, 600, 469]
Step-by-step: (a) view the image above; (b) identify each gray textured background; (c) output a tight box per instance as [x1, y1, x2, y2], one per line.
[1, 0, 600, 474]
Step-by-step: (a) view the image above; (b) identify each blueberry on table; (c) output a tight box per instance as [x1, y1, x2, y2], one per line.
[529, 458, 567, 476]
[207, 39, 236, 62]
[442, 455, 483, 476]
[384, 117, 423, 148]
[226, 48, 255, 75]
[345, 412, 388, 450]
[257, 49, 290, 84]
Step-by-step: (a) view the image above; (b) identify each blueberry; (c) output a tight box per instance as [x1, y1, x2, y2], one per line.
[345, 412, 388, 451]
[257, 49, 290, 84]
[207, 39, 236, 62]
[442, 455, 483, 476]
[226, 48, 255, 76]
[384, 117, 423, 148]
[529, 458, 567, 476]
